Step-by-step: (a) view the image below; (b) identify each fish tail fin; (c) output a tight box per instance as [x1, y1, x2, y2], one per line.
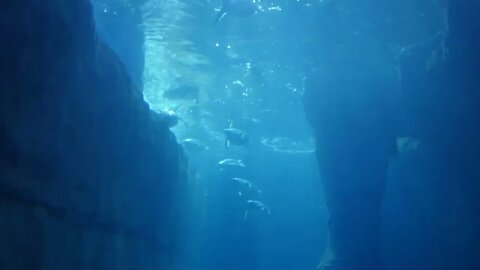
[215, 10, 227, 23]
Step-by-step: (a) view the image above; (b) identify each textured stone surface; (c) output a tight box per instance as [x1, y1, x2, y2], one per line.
[0, 0, 186, 269]
[382, 1, 480, 269]
[304, 1, 480, 269]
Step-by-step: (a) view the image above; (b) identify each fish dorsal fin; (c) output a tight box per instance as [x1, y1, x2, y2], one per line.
[178, 116, 188, 127]
[173, 105, 182, 112]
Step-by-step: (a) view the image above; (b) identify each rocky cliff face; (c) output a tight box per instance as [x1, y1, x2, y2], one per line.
[304, 1, 480, 269]
[382, 1, 480, 269]
[0, 1, 186, 269]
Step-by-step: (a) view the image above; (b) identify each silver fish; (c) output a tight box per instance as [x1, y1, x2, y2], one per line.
[224, 128, 249, 149]
[217, 159, 246, 171]
[182, 138, 209, 152]
[231, 177, 262, 194]
[244, 200, 271, 219]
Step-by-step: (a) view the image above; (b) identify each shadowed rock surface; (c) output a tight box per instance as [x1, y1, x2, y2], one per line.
[304, 0, 480, 269]
[383, 1, 480, 269]
[0, 0, 186, 269]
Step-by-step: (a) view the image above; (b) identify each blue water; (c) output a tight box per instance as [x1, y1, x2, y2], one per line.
[90, 0, 449, 269]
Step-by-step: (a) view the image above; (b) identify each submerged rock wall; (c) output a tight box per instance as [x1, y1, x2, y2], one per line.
[303, 6, 399, 268]
[304, 0, 480, 269]
[0, 0, 186, 269]
[383, 1, 480, 269]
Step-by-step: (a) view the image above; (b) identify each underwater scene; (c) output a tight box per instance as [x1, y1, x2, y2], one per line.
[1, 0, 480, 269]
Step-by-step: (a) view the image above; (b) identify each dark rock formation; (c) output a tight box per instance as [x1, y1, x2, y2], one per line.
[0, 0, 186, 269]
[303, 18, 399, 268]
[383, 1, 480, 269]
[305, 0, 480, 269]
